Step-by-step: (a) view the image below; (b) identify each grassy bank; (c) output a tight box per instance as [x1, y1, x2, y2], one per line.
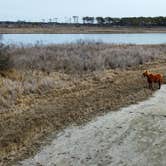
[1, 25, 166, 34]
[0, 43, 166, 165]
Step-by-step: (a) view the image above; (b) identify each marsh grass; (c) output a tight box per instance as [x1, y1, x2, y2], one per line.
[0, 69, 56, 110]
[8, 43, 166, 73]
[0, 44, 10, 71]
[0, 42, 166, 111]
[1, 42, 166, 165]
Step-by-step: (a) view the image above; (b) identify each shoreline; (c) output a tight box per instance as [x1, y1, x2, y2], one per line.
[1, 26, 166, 34]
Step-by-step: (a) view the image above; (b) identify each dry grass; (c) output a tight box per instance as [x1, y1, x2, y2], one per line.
[8, 43, 166, 73]
[1, 26, 166, 34]
[0, 69, 63, 112]
[0, 43, 165, 112]
[0, 43, 166, 165]
[0, 42, 165, 110]
[1, 62, 166, 165]
[0, 41, 166, 112]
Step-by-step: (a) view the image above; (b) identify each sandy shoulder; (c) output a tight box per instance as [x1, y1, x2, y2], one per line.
[20, 85, 166, 166]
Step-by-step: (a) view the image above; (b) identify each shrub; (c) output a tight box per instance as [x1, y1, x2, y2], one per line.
[0, 44, 10, 71]
[7, 43, 166, 73]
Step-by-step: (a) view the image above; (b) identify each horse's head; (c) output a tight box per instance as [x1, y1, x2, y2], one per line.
[143, 70, 149, 77]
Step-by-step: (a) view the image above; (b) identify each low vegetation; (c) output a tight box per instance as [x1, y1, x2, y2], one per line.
[0, 43, 10, 70]
[0, 42, 166, 165]
[8, 43, 166, 73]
[0, 42, 166, 111]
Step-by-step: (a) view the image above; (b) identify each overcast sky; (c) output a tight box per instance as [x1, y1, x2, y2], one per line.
[0, 0, 166, 22]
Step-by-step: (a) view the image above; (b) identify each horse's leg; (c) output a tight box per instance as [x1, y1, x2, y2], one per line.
[151, 83, 154, 90]
[159, 81, 161, 89]
[150, 82, 153, 90]
[149, 82, 151, 89]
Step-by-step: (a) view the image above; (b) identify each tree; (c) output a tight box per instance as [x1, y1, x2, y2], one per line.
[105, 17, 113, 24]
[96, 17, 105, 24]
[83, 17, 95, 24]
[83, 17, 88, 24]
[73, 16, 79, 24]
[111, 18, 121, 25]
[89, 17, 95, 24]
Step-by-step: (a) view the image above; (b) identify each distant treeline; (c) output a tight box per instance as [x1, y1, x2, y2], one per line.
[1, 17, 166, 27]
[83, 16, 166, 26]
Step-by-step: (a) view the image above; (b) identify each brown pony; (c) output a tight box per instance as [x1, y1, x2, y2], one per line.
[143, 70, 163, 89]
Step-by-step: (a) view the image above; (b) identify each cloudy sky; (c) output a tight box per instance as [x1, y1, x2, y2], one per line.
[0, 0, 166, 22]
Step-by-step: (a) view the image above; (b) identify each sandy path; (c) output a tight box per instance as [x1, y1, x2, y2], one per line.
[20, 85, 166, 166]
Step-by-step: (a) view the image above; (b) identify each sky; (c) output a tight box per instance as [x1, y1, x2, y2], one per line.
[0, 0, 166, 22]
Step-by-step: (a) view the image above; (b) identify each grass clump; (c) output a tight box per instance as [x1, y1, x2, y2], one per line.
[0, 44, 10, 71]
[8, 43, 166, 73]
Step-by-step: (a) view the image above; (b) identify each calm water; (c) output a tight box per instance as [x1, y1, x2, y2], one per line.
[2, 33, 166, 45]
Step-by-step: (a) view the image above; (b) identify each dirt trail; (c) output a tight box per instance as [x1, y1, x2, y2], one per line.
[20, 85, 166, 166]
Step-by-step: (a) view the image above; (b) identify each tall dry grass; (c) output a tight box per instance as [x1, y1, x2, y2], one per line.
[0, 42, 166, 111]
[8, 42, 166, 73]
[0, 70, 56, 111]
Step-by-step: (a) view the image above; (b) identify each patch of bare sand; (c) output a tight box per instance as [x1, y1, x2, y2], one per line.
[20, 85, 166, 166]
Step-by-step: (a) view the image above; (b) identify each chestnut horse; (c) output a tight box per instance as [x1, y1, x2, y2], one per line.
[143, 70, 163, 89]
